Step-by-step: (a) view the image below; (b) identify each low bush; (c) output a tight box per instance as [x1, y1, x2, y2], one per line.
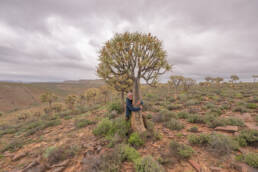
[236, 153, 258, 168]
[237, 129, 258, 147]
[0, 112, 3, 117]
[135, 155, 165, 172]
[118, 144, 141, 163]
[177, 111, 189, 119]
[167, 104, 183, 110]
[93, 118, 113, 136]
[169, 141, 194, 159]
[246, 103, 257, 109]
[204, 114, 225, 128]
[108, 102, 123, 114]
[129, 133, 144, 148]
[164, 118, 184, 131]
[74, 119, 95, 128]
[188, 134, 209, 145]
[187, 114, 205, 124]
[224, 117, 245, 127]
[152, 110, 177, 123]
[0, 138, 25, 153]
[233, 106, 247, 113]
[188, 126, 198, 132]
[185, 99, 200, 106]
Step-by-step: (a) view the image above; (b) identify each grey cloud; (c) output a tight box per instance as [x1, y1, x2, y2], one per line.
[0, 0, 258, 82]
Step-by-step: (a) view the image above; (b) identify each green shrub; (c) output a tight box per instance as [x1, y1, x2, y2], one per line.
[44, 145, 78, 165]
[119, 144, 140, 163]
[164, 118, 184, 131]
[108, 102, 123, 113]
[177, 111, 189, 119]
[205, 103, 216, 109]
[167, 104, 182, 110]
[74, 119, 94, 128]
[204, 114, 225, 128]
[225, 117, 244, 127]
[168, 97, 176, 103]
[185, 99, 200, 106]
[169, 141, 194, 159]
[93, 118, 113, 136]
[152, 110, 177, 123]
[188, 126, 198, 132]
[238, 129, 258, 147]
[135, 155, 165, 172]
[208, 134, 239, 155]
[187, 114, 205, 123]
[188, 134, 209, 145]
[129, 133, 144, 147]
[109, 117, 130, 137]
[236, 153, 258, 168]
[233, 106, 247, 113]
[0, 139, 25, 153]
[246, 103, 257, 109]
[0, 112, 3, 117]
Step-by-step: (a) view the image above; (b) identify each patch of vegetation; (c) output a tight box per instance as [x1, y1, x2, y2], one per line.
[177, 111, 189, 119]
[224, 117, 245, 127]
[204, 114, 225, 128]
[188, 126, 198, 132]
[237, 129, 258, 147]
[246, 103, 257, 109]
[233, 106, 247, 113]
[108, 102, 123, 114]
[236, 153, 258, 168]
[164, 118, 184, 131]
[185, 99, 200, 106]
[169, 141, 194, 159]
[188, 133, 239, 156]
[44, 145, 79, 165]
[152, 110, 177, 123]
[119, 144, 141, 163]
[187, 114, 205, 124]
[0, 138, 25, 153]
[74, 119, 95, 128]
[0, 111, 3, 117]
[128, 132, 144, 148]
[167, 104, 182, 110]
[93, 118, 113, 136]
[135, 155, 165, 172]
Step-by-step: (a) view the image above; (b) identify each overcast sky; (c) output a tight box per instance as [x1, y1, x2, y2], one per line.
[0, 0, 257, 82]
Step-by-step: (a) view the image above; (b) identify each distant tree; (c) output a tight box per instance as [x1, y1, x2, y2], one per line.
[85, 88, 99, 104]
[99, 85, 110, 103]
[78, 95, 86, 107]
[182, 78, 196, 91]
[252, 75, 258, 83]
[214, 77, 224, 86]
[230, 75, 239, 85]
[168, 75, 184, 98]
[65, 95, 77, 110]
[205, 76, 213, 82]
[40, 92, 58, 109]
[97, 32, 171, 133]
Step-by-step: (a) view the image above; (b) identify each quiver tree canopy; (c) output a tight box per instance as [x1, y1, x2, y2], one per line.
[97, 32, 171, 87]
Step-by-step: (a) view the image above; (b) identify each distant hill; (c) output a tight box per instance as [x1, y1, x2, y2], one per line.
[0, 79, 105, 113]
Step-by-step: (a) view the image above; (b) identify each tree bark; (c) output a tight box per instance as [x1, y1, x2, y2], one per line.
[131, 78, 146, 133]
[121, 91, 125, 112]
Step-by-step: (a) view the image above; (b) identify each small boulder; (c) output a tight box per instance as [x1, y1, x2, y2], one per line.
[215, 126, 238, 133]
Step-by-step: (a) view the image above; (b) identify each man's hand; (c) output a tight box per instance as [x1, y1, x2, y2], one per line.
[140, 105, 143, 110]
[136, 100, 141, 105]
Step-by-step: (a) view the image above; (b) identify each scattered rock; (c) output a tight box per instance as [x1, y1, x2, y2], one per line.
[23, 164, 47, 172]
[12, 152, 27, 161]
[50, 166, 66, 172]
[51, 160, 69, 168]
[210, 166, 222, 172]
[188, 160, 201, 172]
[231, 162, 248, 172]
[245, 123, 258, 130]
[215, 126, 238, 133]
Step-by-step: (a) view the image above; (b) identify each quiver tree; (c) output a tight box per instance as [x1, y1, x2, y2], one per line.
[97, 32, 171, 133]
[230, 75, 239, 87]
[99, 85, 110, 103]
[65, 95, 77, 110]
[214, 77, 224, 87]
[85, 88, 99, 104]
[40, 92, 58, 109]
[168, 75, 184, 99]
[182, 78, 196, 92]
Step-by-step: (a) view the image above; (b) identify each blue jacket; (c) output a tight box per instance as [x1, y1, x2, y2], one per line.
[126, 98, 141, 117]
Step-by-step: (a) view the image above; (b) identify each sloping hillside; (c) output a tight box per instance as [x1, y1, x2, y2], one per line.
[0, 80, 104, 113]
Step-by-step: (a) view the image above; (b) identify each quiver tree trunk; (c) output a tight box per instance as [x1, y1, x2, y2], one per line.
[131, 78, 146, 133]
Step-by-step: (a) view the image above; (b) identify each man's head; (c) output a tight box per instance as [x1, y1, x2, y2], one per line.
[127, 92, 133, 100]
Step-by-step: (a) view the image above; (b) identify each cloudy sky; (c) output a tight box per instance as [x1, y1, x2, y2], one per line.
[0, 0, 257, 82]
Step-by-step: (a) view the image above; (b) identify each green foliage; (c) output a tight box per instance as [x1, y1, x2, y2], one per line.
[233, 106, 247, 113]
[167, 104, 182, 110]
[169, 141, 194, 159]
[0, 139, 25, 153]
[119, 144, 141, 163]
[246, 103, 257, 109]
[74, 119, 94, 129]
[129, 132, 144, 147]
[187, 114, 205, 123]
[0, 112, 3, 117]
[177, 111, 189, 119]
[152, 109, 177, 123]
[224, 117, 244, 126]
[204, 114, 225, 128]
[188, 126, 198, 132]
[185, 99, 200, 106]
[238, 129, 258, 147]
[24, 120, 61, 136]
[135, 155, 165, 172]
[108, 102, 123, 114]
[164, 118, 184, 131]
[93, 118, 113, 136]
[44, 145, 79, 165]
[188, 134, 210, 145]
[237, 153, 258, 168]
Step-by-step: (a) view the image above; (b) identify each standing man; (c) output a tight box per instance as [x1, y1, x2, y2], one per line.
[125, 92, 143, 121]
